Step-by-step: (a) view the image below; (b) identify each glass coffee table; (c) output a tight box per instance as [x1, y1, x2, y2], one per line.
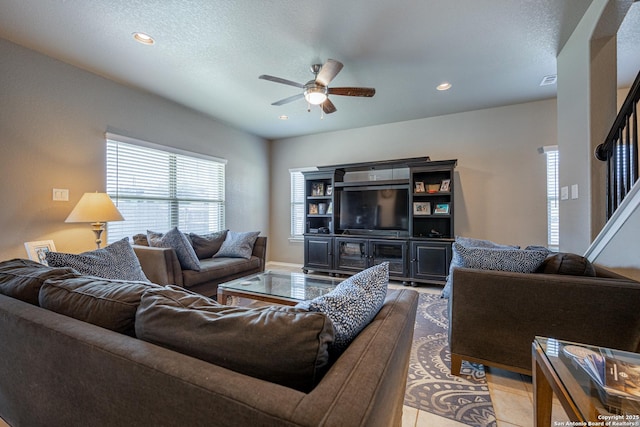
[217, 271, 341, 306]
[533, 336, 640, 427]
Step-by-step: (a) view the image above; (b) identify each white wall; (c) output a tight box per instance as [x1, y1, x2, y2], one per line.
[269, 99, 557, 264]
[0, 38, 269, 259]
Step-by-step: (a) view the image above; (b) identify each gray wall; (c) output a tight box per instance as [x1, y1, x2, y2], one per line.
[0, 38, 269, 260]
[269, 99, 557, 265]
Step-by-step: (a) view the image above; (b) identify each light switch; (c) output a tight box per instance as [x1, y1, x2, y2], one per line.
[571, 184, 579, 200]
[53, 188, 69, 201]
[561, 186, 569, 200]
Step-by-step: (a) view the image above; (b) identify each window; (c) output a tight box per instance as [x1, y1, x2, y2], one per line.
[290, 168, 315, 239]
[543, 146, 559, 250]
[105, 134, 226, 244]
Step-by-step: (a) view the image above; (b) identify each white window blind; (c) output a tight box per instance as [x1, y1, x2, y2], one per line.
[544, 147, 559, 249]
[106, 135, 226, 244]
[290, 168, 315, 239]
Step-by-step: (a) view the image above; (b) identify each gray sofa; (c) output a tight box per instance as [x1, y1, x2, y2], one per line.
[448, 264, 640, 375]
[0, 261, 418, 427]
[132, 236, 267, 297]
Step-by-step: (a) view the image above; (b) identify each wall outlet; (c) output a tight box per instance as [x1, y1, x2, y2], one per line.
[53, 188, 69, 201]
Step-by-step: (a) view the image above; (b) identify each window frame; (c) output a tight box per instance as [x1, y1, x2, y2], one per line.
[290, 167, 316, 241]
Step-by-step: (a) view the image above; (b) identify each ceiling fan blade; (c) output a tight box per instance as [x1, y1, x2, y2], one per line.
[328, 87, 376, 97]
[259, 75, 304, 88]
[315, 59, 343, 86]
[322, 98, 337, 114]
[272, 93, 304, 106]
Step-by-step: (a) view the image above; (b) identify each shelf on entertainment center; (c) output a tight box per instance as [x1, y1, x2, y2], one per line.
[334, 179, 409, 188]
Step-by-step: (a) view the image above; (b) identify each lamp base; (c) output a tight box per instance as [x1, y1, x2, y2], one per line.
[91, 222, 106, 249]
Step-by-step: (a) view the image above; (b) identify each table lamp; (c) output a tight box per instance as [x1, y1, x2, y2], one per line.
[65, 192, 124, 248]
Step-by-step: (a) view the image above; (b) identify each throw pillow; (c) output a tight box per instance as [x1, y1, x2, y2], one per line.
[213, 230, 260, 259]
[441, 236, 521, 299]
[536, 252, 596, 276]
[0, 258, 79, 306]
[296, 262, 388, 354]
[39, 276, 159, 336]
[189, 230, 228, 259]
[135, 285, 334, 392]
[45, 238, 150, 282]
[148, 227, 201, 271]
[132, 233, 149, 246]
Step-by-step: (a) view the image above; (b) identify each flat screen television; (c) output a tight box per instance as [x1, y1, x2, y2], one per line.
[339, 186, 409, 232]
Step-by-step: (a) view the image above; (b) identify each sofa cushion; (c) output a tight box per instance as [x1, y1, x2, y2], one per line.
[442, 236, 522, 298]
[0, 258, 79, 305]
[135, 286, 334, 392]
[182, 256, 261, 288]
[148, 227, 201, 271]
[536, 252, 596, 276]
[39, 276, 159, 336]
[45, 238, 150, 282]
[213, 230, 260, 259]
[189, 230, 228, 259]
[297, 262, 388, 354]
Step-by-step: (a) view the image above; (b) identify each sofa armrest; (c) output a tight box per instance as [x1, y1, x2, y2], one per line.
[132, 245, 183, 286]
[449, 267, 640, 373]
[252, 236, 267, 272]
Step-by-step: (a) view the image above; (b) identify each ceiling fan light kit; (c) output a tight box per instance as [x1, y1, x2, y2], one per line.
[259, 59, 375, 116]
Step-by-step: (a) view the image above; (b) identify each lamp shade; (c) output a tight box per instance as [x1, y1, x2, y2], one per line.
[65, 192, 124, 223]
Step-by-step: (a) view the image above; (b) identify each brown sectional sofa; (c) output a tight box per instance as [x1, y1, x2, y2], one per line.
[132, 236, 267, 297]
[448, 264, 640, 375]
[0, 259, 418, 427]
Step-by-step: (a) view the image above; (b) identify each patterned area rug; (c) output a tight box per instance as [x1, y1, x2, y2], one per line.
[404, 293, 497, 426]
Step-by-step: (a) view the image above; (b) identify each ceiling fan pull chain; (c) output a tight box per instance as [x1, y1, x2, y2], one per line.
[307, 102, 311, 112]
[320, 108, 324, 120]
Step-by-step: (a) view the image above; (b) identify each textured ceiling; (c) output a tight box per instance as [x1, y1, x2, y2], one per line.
[0, 0, 639, 139]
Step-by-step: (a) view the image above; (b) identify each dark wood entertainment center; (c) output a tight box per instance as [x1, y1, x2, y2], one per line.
[303, 157, 457, 286]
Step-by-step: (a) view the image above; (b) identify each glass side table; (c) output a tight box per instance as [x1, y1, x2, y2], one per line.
[533, 336, 640, 427]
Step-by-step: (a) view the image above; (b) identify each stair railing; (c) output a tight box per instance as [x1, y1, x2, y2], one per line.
[595, 69, 640, 220]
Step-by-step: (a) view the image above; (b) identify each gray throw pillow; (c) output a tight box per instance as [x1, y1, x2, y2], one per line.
[0, 258, 79, 305]
[39, 275, 159, 336]
[296, 262, 388, 354]
[189, 230, 228, 259]
[135, 285, 334, 392]
[213, 230, 260, 259]
[148, 227, 201, 271]
[45, 238, 150, 282]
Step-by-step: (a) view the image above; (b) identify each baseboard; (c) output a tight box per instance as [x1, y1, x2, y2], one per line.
[265, 261, 303, 270]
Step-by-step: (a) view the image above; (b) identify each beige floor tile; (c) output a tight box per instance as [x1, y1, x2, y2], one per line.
[0, 417, 9, 427]
[496, 421, 524, 427]
[490, 387, 534, 426]
[402, 405, 418, 427]
[486, 367, 531, 397]
[415, 409, 469, 427]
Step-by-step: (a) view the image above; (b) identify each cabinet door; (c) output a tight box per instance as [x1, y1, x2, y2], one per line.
[335, 238, 368, 272]
[304, 237, 333, 270]
[369, 240, 408, 277]
[411, 241, 452, 282]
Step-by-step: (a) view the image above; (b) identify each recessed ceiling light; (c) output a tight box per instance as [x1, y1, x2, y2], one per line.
[436, 82, 452, 91]
[132, 32, 155, 45]
[279, 115, 289, 120]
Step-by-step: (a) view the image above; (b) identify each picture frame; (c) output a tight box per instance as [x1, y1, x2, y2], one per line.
[434, 203, 450, 215]
[326, 202, 333, 214]
[440, 179, 451, 192]
[413, 201, 431, 216]
[325, 185, 333, 196]
[414, 181, 425, 193]
[311, 182, 325, 196]
[24, 240, 56, 265]
[309, 203, 319, 214]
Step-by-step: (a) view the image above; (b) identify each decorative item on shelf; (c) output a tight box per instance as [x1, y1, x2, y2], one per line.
[428, 229, 443, 238]
[433, 203, 450, 215]
[318, 202, 327, 215]
[427, 184, 440, 193]
[413, 202, 431, 216]
[414, 181, 425, 193]
[309, 203, 319, 214]
[326, 202, 333, 214]
[326, 185, 333, 196]
[440, 179, 451, 192]
[24, 240, 57, 265]
[65, 192, 125, 248]
[311, 182, 325, 196]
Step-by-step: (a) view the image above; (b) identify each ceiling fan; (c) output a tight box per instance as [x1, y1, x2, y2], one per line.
[259, 59, 375, 114]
